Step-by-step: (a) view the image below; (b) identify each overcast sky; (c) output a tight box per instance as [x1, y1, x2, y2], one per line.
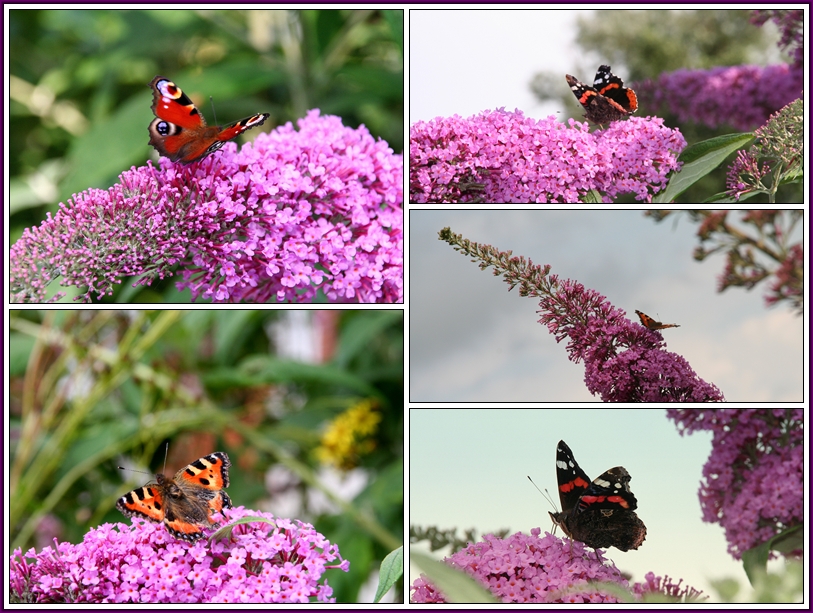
[408, 210, 803, 403]
[410, 9, 582, 122]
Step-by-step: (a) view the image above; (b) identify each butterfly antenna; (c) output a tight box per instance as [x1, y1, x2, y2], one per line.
[527, 476, 558, 512]
[117, 464, 152, 476]
[162, 442, 169, 475]
[209, 96, 218, 125]
[527, 475, 544, 495]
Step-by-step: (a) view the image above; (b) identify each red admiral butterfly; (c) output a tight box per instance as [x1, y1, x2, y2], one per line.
[565, 65, 638, 125]
[548, 440, 646, 551]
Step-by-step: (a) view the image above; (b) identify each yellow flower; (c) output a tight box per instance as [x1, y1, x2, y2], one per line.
[315, 400, 381, 469]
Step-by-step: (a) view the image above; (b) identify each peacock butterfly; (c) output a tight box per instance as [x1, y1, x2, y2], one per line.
[148, 75, 269, 164]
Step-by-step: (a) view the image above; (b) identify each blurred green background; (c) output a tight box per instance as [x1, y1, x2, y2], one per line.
[9, 8, 404, 241]
[9, 309, 404, 603]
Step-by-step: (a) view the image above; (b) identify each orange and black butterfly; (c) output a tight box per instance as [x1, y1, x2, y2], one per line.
[635, 310, 680, 331]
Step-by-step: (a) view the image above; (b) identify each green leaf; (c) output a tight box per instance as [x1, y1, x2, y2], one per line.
[653, 133, 755, 203]
[742, 540, 771, 585]
[769, 524, 804, 555]
[581, 188, 603, 203]
[230, 356, 379, 396]
[741, 524, 803, 586]
[383, 10, 404, 55]
[211, 515, 277, 541]
[373, 546, 403, 603]
[335, 310, 402, 366]
[702, 190, 760, 204]
[410, 550, 499, 603]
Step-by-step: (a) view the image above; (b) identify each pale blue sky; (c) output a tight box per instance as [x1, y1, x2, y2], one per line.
[409, 210, 803, 403]
[409, 409, 787, 602]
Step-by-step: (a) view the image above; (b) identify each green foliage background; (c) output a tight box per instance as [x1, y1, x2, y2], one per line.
[9, 8, 404, 243]
[9, 310, 404, 603]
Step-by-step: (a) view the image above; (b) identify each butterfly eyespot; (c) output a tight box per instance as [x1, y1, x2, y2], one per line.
[165, 84, 181, 98]
[155, 121, 172, 136]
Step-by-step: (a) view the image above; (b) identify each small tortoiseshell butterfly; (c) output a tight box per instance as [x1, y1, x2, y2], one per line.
[635, 310, 680, 331]
[117, 451, 232, 542]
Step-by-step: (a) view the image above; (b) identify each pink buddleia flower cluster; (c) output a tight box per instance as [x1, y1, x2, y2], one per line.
[411, 529, 703, 603]
[722, 96, 802, 204]
[439, 227, 724, 402]
[634, 64, 802, 132]
[9, 507, 349, 603]
[712, 210, 802, 302]
[410, 109, 685, 203]
[765, 243, 803, 308]
[666, 409, 803, 560]
[410, 575, 445, 603]
[411, 529, 630, 603]
[536, 278, 724, 402]
[724, 149, 771, 201]
[10, 110, 403, 304]
[631, 572, 706, 602]
[650, 210, 803, 313]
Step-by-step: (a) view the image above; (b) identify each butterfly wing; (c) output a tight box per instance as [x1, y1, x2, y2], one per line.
[174, 451, 233, 518]
[553, 440, 592, 514]
[116, 481, 165, 522]
[149, 76, 206, 129]
[173, 451, 231, 490]
[575, 466, 638, 513]
[212, 114, 270, 144]
[592, 65, 638, 113]
[548, 439, 593, 539]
